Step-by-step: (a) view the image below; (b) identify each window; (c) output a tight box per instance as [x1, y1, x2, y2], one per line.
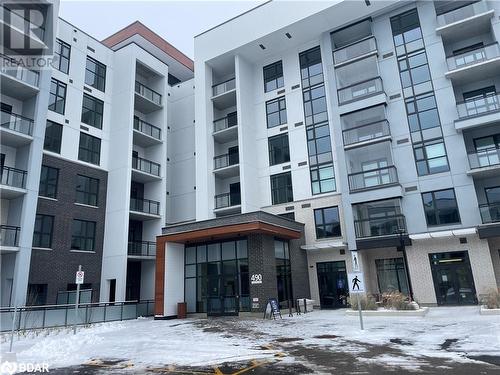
[310, 164, 335, 195]
[275, 240, 293, 306]
[263, 61, 284, 92]
[71, 219, 96, 251]
[33, 214, 54, 248]
[81, 94, 103, 129]
[303, 85, 328, 126]
[43, 120, 63, 153]
[48, 79, 66, 114]
[270, 172, 293, 205]
[85, 56, 106, 92]
[422, 189, 460, 226]
[27, 284, 48, 306]
[266, 97, 287, 128]
[76, 175, 99, 206]
[78, 133, 101, 165]
[39, 166, 59, 199]
[414, 139, 449, 175]
[314, 206, 341, 238]
[268, 134, 290, 166]
[299, 46, 323, 88]
[53, 39, 70, 74]
[375, 258, 409, 295]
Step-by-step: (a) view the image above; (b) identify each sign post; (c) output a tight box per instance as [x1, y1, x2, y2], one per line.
[73, 265, 84, 335]
[348, 271, 365, 330]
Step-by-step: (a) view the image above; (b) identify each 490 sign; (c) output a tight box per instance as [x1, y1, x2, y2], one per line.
[250, 274, 262, 284]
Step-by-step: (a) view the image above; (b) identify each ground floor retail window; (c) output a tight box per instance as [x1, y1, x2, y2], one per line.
[275, 239, 293, 307]
[375, 258, 409, 296]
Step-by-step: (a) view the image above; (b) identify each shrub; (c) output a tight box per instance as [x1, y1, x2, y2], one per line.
[482, 288, 500, 309]
[348, 294, 377, 310]
[381, 291, 415, 310]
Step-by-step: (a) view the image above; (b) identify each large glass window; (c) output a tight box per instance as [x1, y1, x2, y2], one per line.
[39, 166, 59, 199]
[270, 172, 293, 205]
[48, 79, 66, 114]
[43, 120, 62, 153]
[75, 175, 99, 206]
[414, 139, 449, 175]
[314, 206, 341, 238]
[422, 188, 461, 226]
[53, 39, 70, 74]
[266, 97, 287, 128]
[33, 214, 54, 248]
[81, 94, 104, 129]
[71, 219, 96, 251]
[78, 133, 101, 165]
[263, 61, 284, 92]
[85, 57, 106, 92]
[275, 240, 293, 307]
[268, 133, 290, 166]
[376, 258, 409, 295]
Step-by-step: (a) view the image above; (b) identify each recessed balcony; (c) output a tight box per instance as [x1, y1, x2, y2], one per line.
[131, 155, 161, 182]
[128, 240, 156, 258]
[214, 192, 241, 215]
[213, 153, 239, 178]
[436, 1, 494, 38]
[1, 109, 34, 146]
[455, 93, 500, 131]
[337, 77, 385, 109]
[1, 54, 39, 99]
[211, 78, 236, 110]
[129, 197, 161, 220]
[445, 43, 500, 81]
[479, 203, 500, 224]
[133, 117, 162, 147]
[467, 146, 500, 176]
[213, 113, 238, 143]
[333, 36, 377, 67]
[342, 119, 391, 149]
[348, 166, 399, 193]
[0, 166, 27, 199]
[134, 81, 162, 113]
[0, 225, 20, 251]
[354, 214, 406, 239]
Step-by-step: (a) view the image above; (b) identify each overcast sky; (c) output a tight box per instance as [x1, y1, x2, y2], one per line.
[59, 0, 266, 59]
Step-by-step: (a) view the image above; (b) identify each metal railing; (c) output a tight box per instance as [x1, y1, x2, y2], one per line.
[479, 203, 500, 224]
[135, 81, 162, 106]
[214, 192, 241, 209]
[342, 119, 390, 146]
[0, 166, 27, 188]
[132, 155, 160, 177]
[0, 225, 20, 247]
[0, 53, 39, 87]
[0, 300, 154, 332]
[348, 166, 398, 192]
[2, 6, 45, 40]
[338, 77, 383, 105]
[213, 113, 238, 132]
[212, 78, 236, 97]
[468, 146, 500, 169]
[0, 109, 34, 136]
[446, 43, 500, 71]
[436, 1, 489, 28]
[133, 117, 161, 140]
[214, 153, 239, 170]
[354, 214, 406, 238]
[456, 93, 500, 119]
[128, 241, 156, 257]
[130, 197, 160, 215]
[333, 36, 377, 66]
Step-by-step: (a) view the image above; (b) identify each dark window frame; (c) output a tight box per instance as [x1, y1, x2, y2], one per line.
[53, 38, 71, 74]
[71, 219, 97, 252]
[314, 206, 341, 239]
[266, 96, 287, 128]
[43, 120, 63, 154]
[85, 56, 106, 92]
[39, 165, 59, 199]
[268, 133, 290, 166]
[48, 78, 67, 114]
[270, 172, 293, 205]
[263, 61, 284, 93]
[33, 214, 54, 249]
[78, 133, 101, 165]
[75, 174, 99, 206]
[422, 188, 461, 226]
[81, 93, 104, 129]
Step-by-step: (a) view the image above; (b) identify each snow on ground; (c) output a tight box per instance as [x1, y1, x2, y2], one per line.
[0, 306, 499, 372]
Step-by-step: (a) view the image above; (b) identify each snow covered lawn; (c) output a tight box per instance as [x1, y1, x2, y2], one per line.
[1, 306, 499, 373]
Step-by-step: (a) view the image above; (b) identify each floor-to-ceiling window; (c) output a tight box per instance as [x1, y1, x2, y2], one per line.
[275, 239, 293, 307]
[375, 258, 409, 295]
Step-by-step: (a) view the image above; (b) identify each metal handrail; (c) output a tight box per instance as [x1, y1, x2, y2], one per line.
[130, 197, 160, 215]
[128, 240, 156, 256]
[342, 119, 390, 146]
[333, 36, 377, 66]
[348, 165, 398, 192]
[479, 202, 500, 224]
[0, 225, 20, 247]
[0, 166, 27, 188]
[132, 155, 160, 176]
[456, 92, 500, 119]
[467, 146, 500, 169]
[135, 81, 162, 106]
[354, 214, 406, 238]
[212, 78, 236, 96]
[0, 53, 39, 87]
[214, 192, 241, 209]
[338, 76, 384, 105]
[446, 42, 500, 71]
[0, 108, 34, 136]
[213, 112, 238, 132]
[214, 153, 239, 169]
[133, 117, 161, 140]
[436, 1, 489, 27]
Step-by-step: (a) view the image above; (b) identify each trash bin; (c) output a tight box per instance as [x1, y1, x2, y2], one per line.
[177, 302, 187, 319]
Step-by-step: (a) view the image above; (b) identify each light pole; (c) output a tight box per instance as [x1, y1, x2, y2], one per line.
[395, 228, 414, 302]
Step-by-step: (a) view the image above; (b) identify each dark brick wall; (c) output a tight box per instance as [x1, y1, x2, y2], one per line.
[28, 154, 108, 304]
[290, 230, 310, 300]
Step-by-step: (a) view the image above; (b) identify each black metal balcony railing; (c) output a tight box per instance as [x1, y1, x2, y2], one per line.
[333, 36, 377, 66]
[0, 225, 20, 247]
[135, 81, 162, 106]
[456, 93, 500, 119]
[133, 117, 161, 140]
[1, 109, 34, 136]
[213, 112, 238, 133]
[132, 155, 160, 177]
[348, 166, 398, 192]
[468, 146, 500, 169]
[3, 6, 45, 40]
[354, 214, 406, 238]
[214, 192, 241, 209]
[130, 197, 160, 215]
[338, 76, 384, 105]
[214, 153, 239, 170]
[212, 78, 236, 97]
[479, 203, 500, 224]
[128, 240, 156, 256]
[1, 53, 39, 87]
[0, 166, 27, 189]
[342, 120, 390, 146]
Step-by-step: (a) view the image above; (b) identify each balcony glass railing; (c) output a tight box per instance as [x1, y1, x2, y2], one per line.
[212, 78, 236, 97]
[130, 197, 160, 215]
[132, 156, 160, 177]
[214, 192, 241, 209]
[135, 81, 162, 106]
[436, 1, 490, 28]
[468, 147, 500, 169]
[213, 113, 238, 133]
[214, 153, 239, 170]
[333, 36, 377, 66]
[354, 214, 406, 238]
[1, 109, 34, 136]
[342, 120, 390, 146]
[0, 166, 27, 189]
[479, 203, 500, 224]
[3, 6, 45, 40]
[128, 240, 156, 256]
[446, 43, 500, 71]
[133, 117, 161, 140]
[338, 77, 383, 105]
[0, 225, 20, 247]
[456, 93, 500, 119]
[0, 53, 39, 87]
[348, 166, 398, 192]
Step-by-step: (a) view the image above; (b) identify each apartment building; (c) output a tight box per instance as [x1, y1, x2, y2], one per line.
[155, 0, 500, 318]
[1, 1, 195, 306]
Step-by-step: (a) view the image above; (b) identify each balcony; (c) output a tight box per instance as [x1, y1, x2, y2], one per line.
[1, 6, 45, 48]
[214, 192, 241, 215]
[333, 36, 377, 67]
[467, 146, 500, 176]
[354, 214, 406, 239]
[479, 203, 500, 224]
[455, 93, 500, 130]
[0, 225, 20, 250]
[436, 1, 494, 37]
[338, 77, 385, 108]
[0, 166, 27, 198]
[129, 197, 160, 220]
[1, 109, 34, 146]
[445, 43, 500, 81]
[212, 78, 236, 110]
[131, 155, 161, 182]
[1, 54, 39, 99]
[128, 240, 156, 257]
[133, 117, 162, 146]
[348, 166, 399, 193]
[134, 81, 162, 113]
[213, 153, 239, 178]
[342, 120, 391, 148]
[213, 113, 238, 143]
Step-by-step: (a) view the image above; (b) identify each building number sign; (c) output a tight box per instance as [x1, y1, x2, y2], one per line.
[251, 274, 262, 284]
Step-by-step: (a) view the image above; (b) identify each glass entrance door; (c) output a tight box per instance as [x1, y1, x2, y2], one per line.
[429, 251, 477, 305]
[316, 261, 348, 309]
[206, 259, 239, 317]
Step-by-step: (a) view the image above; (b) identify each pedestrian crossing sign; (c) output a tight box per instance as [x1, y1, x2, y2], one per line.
[348, 272, 365, 294]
